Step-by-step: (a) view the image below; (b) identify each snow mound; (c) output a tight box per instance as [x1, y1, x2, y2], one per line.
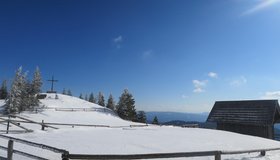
[40, 93, 103, 109]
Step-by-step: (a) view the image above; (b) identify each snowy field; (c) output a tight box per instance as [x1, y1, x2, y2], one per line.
[1, 94, 280, 160]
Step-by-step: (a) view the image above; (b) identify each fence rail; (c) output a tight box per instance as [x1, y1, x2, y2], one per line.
[65, 148, 280, 160]
[0, 135, 69, 160]
[1, 134, 280, 160]
[0, 134, 68, 154]
[0, 144, 48, 160]
[66, 151, 221, 160]
[53, 107, 118, 116]
[0, 115, 149, 131]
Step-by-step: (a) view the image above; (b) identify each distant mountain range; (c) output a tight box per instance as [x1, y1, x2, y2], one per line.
[146, 111, 209, 123]
[162, 120, 217, 129]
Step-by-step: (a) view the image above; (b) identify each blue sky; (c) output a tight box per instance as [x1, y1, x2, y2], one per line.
[1, 0, 280, 113]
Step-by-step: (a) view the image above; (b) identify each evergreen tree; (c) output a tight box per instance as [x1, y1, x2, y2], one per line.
[88, 92, 96, 103]
[32, 67, 42, 93]
[22, 80, 32, 110]
[97, 92, 105, 107]
[29, 67, 42, 107]
[85, 94, 88, 101]
[152, 116, 159, 125]
[0, 80, 8, 99]
[62, 88, 67, 95]
[67, 89, 72, 96]
[79, 93, 83, 99]
[137, 111, 147, 123]
[106, 93, 115, 111]
[116, 89, 137, 121]
[4, 66, 42, 113]
[5, 67, 27, 113]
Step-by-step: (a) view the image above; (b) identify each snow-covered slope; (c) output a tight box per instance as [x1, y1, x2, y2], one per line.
[1, 94, 280, 160]
[17, 93, 137, 126]
[18, 109, 135, 126]
[40, 93, 103, 109]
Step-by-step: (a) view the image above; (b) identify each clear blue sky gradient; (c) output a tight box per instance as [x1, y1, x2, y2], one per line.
[1, 0, 280, 112]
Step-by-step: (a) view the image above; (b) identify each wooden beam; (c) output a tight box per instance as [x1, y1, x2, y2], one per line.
[67, 151, 220, 159]
[7, 140, 13, 160]
[0, 134, 68, 154]
[10, 115, 58, 129]
[0, 145, 48, 160]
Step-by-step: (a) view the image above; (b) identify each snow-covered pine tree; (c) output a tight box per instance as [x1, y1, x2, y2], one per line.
[22, 80, 32, 110]
[137, 111, 147, 123]
[106, 93, 115, 111]
[29, 67, 42, 107]
[152, 116, 159, 125]
[79, 93, 83, 99]
[116, 89, 137, 121]
[85, 94, 88, 101]
[0, 80, 8, 99]
[97, 92, 105, 107]
[62, 88, 67, 95]
[88, 92, 96, 103]
[67, 89, 72, 96]
[5, 67, 27, 113]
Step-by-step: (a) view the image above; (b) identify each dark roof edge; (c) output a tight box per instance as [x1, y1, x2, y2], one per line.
[215, 99, 279, 103]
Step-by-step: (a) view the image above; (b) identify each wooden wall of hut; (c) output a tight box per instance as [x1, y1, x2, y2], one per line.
[217, 123, 274, 139]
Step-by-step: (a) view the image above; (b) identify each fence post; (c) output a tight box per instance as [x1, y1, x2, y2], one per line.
[61, 151, 69, 160]
[6, 116, 10, 134]
[41, 120, 45, 130]
[7, 140, 14, 160]
[260, 150, 266, 156]
[215, 151, 221, 160]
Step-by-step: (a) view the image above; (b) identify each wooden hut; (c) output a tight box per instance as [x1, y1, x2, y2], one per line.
[207, 100, 280, 139]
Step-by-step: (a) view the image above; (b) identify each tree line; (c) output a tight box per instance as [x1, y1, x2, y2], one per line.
[0, 67, 148, 124]
[0, 67, 42, 114]
[61, 89, 147, 123]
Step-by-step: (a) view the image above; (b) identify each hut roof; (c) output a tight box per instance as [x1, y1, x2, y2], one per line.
[207, 100, 280, 125]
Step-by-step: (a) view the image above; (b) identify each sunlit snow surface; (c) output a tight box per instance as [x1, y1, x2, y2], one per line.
[1, 94, 280, 160]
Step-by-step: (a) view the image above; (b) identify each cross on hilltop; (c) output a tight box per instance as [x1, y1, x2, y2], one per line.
[47, 76, 58, 93]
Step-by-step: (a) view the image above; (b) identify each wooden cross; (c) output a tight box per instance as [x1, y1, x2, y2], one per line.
[47, 76, 58, 92]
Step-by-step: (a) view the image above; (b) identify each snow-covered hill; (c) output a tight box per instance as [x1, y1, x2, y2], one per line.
[17, 93, 138, 127]
[40, 93, 103, 109]
[1, 94, 280, 160]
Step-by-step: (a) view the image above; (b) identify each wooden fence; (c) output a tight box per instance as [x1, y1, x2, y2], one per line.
[1, 133, 280, 160]
[1, 115, 280, 159]
[0, 115, 59, 133]
[0, 115, 149, 134]
[62, 148, 280, 160]
[51, 107, 118, 116]
[0, 134, 68, 160]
